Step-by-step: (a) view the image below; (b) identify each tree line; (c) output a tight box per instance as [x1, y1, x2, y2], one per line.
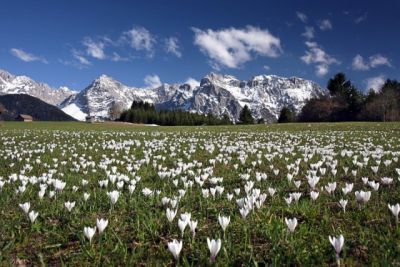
[278, 72, 400, 123]
[118, 101, 233, 126]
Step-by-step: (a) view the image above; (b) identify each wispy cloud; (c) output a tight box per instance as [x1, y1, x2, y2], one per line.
[60, 49, 91, 69]
[111, 52, 130, 62]
[296, 11, 308, 23]
[302, 26, 315, 39]
[72, 49, 91, 66]
[123, 26, 156, 57]
[355, 12, 368, 24]
[318, 19, 332, 30]
[300, 41, 339, 76]
[82, 37, 106, 60]
[192, 26, 282, 69]
[352, 54, 391, 71]
[10, 48, 48, 63]
[144, 74, 162, 88]
[165, 37, 182, 58]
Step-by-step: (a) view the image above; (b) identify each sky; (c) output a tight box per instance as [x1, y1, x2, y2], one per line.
[0, 0, 399, 91]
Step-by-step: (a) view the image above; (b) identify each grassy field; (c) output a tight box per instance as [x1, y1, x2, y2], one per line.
[0, 121, 400, 266]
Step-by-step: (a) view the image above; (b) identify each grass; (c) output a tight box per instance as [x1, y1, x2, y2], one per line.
[0, 121, 399, 266]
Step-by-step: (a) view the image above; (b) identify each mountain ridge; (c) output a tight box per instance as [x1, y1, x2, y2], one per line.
[0, 69, 325, 122]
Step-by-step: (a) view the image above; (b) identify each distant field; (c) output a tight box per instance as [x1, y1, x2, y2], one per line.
[1, 120, 400, 131]
[0, 122, 400, 266]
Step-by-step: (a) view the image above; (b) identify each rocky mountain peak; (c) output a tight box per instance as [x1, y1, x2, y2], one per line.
[0, 68, 325, 123]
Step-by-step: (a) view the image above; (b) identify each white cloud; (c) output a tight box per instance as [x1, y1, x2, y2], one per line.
[111, 52, 130, 62]
[192, 26, 282, 69]
[352, 54, 370, 70]
[10, 48, 48, 63]
[352, 54, 391, 71]
[318, 19, 332, 30]
[300, 41, 339, 76]
[296, 11, 308, 23]
[365, 75, 385, 92]
[123, 26, 155, 56]
[165, 37, 182, 58]
[144, 74, 162, 88]
[355, 13, 368, 24]
[83, 37, 105, 60]
[184, 77, 200, 88]
[263, 65, 271, 71]
[369, 54, 391, 68]
[60, 49, 91, 69]
[316, 64, 329, 76]
[302, 26, 315, 39]
[72, 49, 91, 66]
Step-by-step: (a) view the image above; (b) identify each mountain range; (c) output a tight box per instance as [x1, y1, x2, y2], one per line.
[0, 69, 325, 122]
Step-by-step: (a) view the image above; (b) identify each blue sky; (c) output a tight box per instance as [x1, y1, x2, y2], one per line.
[0, 0, 399, 91]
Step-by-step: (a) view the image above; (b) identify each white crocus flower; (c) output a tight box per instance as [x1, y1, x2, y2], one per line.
[64, 201, 76, 212]
[329, 235, 344, 266]
[178, 219, 188, 237]
[107, 190, 120, 206]
[166, 208, 177, 223]
[96, 218, 109, 234]
[83, 193, 90, 201]
[388, 203, 400, 224]
[188, 220, 198, 237]
[339, 199, 348, 213]
[285, 217, 298, 233]
[218, 214, 230, 232]
[19, 202, 30, 214]
[207, 238, 222, 263]
[84, 226, 96, 243]
[310, 191, 319, 201]
[28, 210, 39, 223]
[168, 239, 183, 260]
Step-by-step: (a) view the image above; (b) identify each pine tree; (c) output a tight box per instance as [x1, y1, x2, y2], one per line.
[238, 105, 254, 124]
[278, 107, 296, 123]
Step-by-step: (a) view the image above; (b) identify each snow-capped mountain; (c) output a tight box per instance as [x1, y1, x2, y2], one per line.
[60, 75, 193, 121]
[0, 69, 76, 106]
[61, 72, 324, 122]
[191, 73, 324, 122]
[0, 69, 325, 122]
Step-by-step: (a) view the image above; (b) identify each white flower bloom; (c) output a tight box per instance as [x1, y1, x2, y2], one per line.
[107, 190, 120, 205]
[83, 193, 90, 201]
[178, 219, 188, 237]
[188, 220, 198, 237]
[166, 208, 177, 223]
[64, 201, 76, 212]
[339, 199, 348, 212]
[96, 218, 109, 234]
[84, 226, 96, 243]
[19, 202, 30, 214]
[285, 217, 298, 233]
[388, 203, 400, 223]
[28, 210, 38, 223]
[168, 239, 183, 260]
[310, 191, 319, 201]
[329, 235, 344, 254]
[218, 214, 230, 232]
[207, 238, 222, 263]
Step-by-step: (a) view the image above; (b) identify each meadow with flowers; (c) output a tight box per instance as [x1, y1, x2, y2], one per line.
[1, 122, 400, 266]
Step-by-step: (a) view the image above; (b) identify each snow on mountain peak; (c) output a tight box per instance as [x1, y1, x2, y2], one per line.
[0, 69, 324, 123]
[0, 70, 76, 106]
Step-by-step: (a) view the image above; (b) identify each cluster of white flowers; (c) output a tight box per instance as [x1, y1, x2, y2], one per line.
[1, 128, 400, 264]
